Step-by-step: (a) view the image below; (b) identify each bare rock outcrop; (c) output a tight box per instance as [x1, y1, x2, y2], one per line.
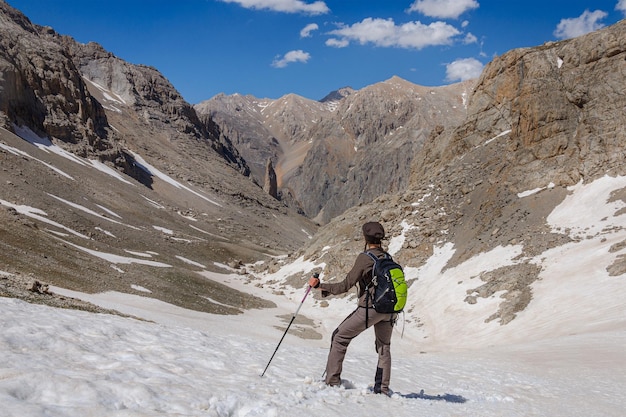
[61, 38, 250, 176]
[416, 20, 626, 187]
[263, 158, 278, 199]
[195, 93, 330, 185]
[0, 3, 111, 154]
[292, 77, 473, 224]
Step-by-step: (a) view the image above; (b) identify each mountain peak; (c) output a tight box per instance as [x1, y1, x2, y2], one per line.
[319, 86, 355, 103]
[385, 75, 407, 83]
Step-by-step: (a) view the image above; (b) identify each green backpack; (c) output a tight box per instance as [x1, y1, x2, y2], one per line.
[364, 251, 407, 314]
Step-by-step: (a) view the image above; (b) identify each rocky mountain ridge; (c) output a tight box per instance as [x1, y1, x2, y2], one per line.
[0, 1, 316, 314]
[196, 76, 474, 223]
[195, 92, 333, 188]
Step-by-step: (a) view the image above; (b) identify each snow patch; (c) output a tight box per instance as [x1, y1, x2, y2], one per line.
[94, 227, 116, 238]
[0, 140, 74, 180]
[518, 182, 555, 198]
[130, 151, 221, 207]
[56, 238, 172, 267]
[388, 220, 414, 256]
[0, 199, 90, 239]
[153, 225, 174, 235]
[88, 159, 134, 185]
[176, 256, 206, 269]
[483, 129, 511, 146]
[131, 284, 152, 293]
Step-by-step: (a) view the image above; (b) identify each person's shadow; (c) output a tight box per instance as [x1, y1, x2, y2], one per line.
[396, 389, 467, 403]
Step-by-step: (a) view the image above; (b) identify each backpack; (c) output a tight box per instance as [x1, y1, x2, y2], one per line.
[364, 251, 407, 314]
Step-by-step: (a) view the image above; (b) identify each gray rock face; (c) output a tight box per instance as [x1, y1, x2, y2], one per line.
[194, 93, 276, 183]
[61, 39, 250, 177]
[439, 20, 626, 191]
[319, 86, 355, 105]
[196, 76, 473, 224]
[0, 5, 109, 153]
[0, 2, 249, 179]
[194, 93, 332, 186]
[292, 77, 473, 224]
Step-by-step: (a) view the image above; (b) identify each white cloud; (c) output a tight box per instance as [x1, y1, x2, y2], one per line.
[271, 50, 311, 68]
[328, 18, 460, 50]
[300, 23, 319, 38]
[408, 0, 479, 19]
[554, 9, 608, 40]
[325, 38, 349, 48]
[445, 57, 483, 82]
[617, 0, 626, 15]
[463, 32, 477, 44]
[219, 0, 329, 15]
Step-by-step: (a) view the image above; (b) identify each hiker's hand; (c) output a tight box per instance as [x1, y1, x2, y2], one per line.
[308, 276, 320, 288]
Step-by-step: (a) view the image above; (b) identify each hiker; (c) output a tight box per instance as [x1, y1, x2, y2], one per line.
[308, 221, 397, 395]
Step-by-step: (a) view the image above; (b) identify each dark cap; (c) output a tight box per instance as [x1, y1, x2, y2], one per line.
[362, 221, 385, 243]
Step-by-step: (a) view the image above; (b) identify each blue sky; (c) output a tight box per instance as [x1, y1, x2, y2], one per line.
[7, 0, 626, 103]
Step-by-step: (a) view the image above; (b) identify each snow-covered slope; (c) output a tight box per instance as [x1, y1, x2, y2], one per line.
[2, 174, 625, 416]
[1, 295, 624, 417]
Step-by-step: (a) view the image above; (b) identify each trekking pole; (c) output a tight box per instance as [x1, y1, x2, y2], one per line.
[260, 273, 318, 377]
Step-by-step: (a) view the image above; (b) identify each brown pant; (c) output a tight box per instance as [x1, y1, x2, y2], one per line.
[325, 307, 395, 393]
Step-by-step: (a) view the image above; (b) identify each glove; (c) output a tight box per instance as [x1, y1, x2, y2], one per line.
[308, 273, 320, 288]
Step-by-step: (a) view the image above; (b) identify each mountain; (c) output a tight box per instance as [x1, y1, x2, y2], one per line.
[0, 1, 316, 314]
[288, 76, 474, 224]
[319, 86, 355, 107]
[1, 0, 625, 353]
[194, 92, 332, 193]
[195, 76, 473, 223]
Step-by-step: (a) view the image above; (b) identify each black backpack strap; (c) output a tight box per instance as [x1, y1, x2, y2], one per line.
[362, 250, 384, 329]
[364, 250, 390, 262]
[365, 288, 369, 329]
[363, 250, 392, 285]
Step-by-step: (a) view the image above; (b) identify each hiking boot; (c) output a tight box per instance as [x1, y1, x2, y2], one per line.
[369, 386, 391, 396]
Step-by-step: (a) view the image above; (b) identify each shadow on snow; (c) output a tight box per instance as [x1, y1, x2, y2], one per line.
[397, 389, 467, 403]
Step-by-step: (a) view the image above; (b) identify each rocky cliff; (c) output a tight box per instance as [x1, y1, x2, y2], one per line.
[196, 77, 473, 224]
[0, 1, 250, 180]
[290, 77, 474, 224]
[194, 92, 333, 187]
[0, 5, 110, 154]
